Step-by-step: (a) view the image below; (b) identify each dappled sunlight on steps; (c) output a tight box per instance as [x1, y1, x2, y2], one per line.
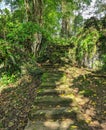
[25, 119, 75, 130]
[24, 64, 106, 130]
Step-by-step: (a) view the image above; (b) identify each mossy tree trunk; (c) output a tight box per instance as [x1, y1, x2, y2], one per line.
[24, 0, 43, 56]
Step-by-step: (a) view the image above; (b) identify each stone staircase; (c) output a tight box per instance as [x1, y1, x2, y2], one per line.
[24, 64, 106, 130]
[24, 65, 78, 130]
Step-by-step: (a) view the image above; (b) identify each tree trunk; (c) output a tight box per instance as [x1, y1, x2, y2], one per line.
[24, 0, 43, 56]
[61, 0, 71, 38]
[24, 0, 30, 22]
[32, 33, 42, 56]
[32, 0, 43, 56]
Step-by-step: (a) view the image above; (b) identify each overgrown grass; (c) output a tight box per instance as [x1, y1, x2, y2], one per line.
[0, 70, 21, 92]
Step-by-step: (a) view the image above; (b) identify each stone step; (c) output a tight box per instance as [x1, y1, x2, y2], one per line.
[41, 78, 61, 83]
[41, 64, 62, 69]
[37, 88, 73, 96]
[40, 73, 69, 85]
[25, 118, 75, 130]
[39, 83, 70, 90]
[33, 96, 72, 108]
[41, 76, 63, 80]
[39, 83, 57, 89]
[40, 80, 68, 86]
[41, 73, 64, 79]
[29, 107, 76, 120]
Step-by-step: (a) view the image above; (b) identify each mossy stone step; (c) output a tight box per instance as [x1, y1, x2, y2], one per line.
[39, 83, 57, 88]
[41, 78, 61, 83]
[35, 95, 72, 102]
[42, 66, 63, 70]
[42, 76, 62, 80]
[29, 107, 76, 120]
[37, 88, 73, 96]
[37, 89, 60, 96]
[41, 73, 64, 79]
[25, 118, 76, 130]
[40, 79, 68, 88]
[33, 96, 72, 108]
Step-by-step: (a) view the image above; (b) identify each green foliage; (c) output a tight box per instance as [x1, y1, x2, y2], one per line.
[69, 15, 106, 70]
[0, 9, 42, 72]
[0, 70, 20, 93]
[80, 28, 98, 55]
[0, 0, 106, 74]
[79, 89, 94, 97]
[7, 21, 40, 43]
[101, 54, 106, 70]
[0, 73, 16, 86]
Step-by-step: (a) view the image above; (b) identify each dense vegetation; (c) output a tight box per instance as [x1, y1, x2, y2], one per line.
[0, 0, 106, 129]
[0, 0, 106, 74]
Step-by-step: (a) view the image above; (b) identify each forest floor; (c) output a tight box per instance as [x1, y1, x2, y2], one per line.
[0, 62, 106, 130]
